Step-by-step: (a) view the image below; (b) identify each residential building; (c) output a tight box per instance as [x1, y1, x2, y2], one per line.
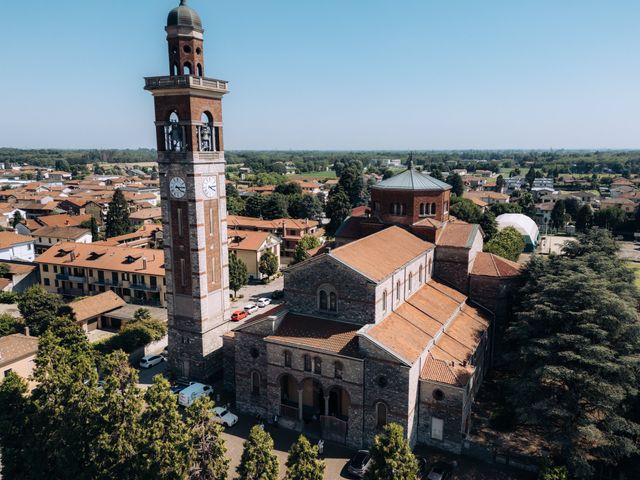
[0, 232, 36, 262]
[32, 226, 92, 254]
[463, 191, 510, 206]
[35, 242, 166, 307]
[0, 204, 27, 229]
[0, 333, 38, 387]
[130, 207, 162, 226]
[228, 230, 282, 279]
[0, 263, 39, 293]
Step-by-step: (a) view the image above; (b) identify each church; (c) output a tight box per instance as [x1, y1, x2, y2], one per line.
[224, 170, 523, 452]
[147, 1, 523, 453]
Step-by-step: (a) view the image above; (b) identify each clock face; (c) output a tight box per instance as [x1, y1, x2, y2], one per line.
[169, 177, 187, 198]
[202, 176, 218, 198]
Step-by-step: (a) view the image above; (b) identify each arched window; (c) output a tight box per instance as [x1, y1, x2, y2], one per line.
[183, 62, 192, 75]
[419, 203, 426, 216]
[400, 204, 406, 215]
[444, 201, 449, 213]
[172, 63, 178, 76]
[166, 112, 183, 152]
[376, 402, 388, 428]
[197, 63, 203, 77]
[251, 371, 260, 395]
[329, 292, 337, 312]
[284, 350, 292, 368]
[314, 357, 322, 374]
[419, 265, 424, 284]
[319, 290, 328, 310]
[396, 280, 401, 301]
[303, 354, 312, 372]
[382, 290, 388, 311]
[408, 273, 413, 292]
[431, 203, 437, 215]
[334, 361, 343, 379]
[428, 257, 433, 276]
[199, 112, 214, 152]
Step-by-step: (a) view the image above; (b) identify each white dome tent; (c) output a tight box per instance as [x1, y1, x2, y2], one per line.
[495, 213, 540, 252]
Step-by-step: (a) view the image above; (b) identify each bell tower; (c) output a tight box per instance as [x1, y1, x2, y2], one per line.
[145, 0, 231, 380]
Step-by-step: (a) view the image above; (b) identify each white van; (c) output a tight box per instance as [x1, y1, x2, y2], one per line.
[178, 382, 213, 407]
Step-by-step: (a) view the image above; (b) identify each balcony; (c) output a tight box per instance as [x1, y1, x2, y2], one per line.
[94, 278, 119, 287]
[57, 287, 85, 297]
[130, 283, 160, 293]
[56, 274, 85, 283]
[144, 75, 228, 93]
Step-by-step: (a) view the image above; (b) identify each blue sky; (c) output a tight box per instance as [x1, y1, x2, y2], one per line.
[1, 0, 639, 150]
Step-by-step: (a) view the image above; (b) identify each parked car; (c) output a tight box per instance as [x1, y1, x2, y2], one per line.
[139, 354, 165, 369]
[256, 297, 271, 307]
[170, 384, 186, 395]
[244, 303, 259, 314]
[231, 310, 248, 322]
[346, 450, 372, 478]
[178, 382, 214, 407]
[424, 461, 453, 480]
[212, 406, 238, 427]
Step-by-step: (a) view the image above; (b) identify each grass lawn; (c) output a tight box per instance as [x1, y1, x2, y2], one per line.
[626, 262, 640, 288]
[290, 171, 336, 180]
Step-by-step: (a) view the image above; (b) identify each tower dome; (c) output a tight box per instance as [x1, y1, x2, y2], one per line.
[167, 0, 203, 31]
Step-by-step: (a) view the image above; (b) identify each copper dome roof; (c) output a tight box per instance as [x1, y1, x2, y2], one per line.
[167, 0, 203, 31]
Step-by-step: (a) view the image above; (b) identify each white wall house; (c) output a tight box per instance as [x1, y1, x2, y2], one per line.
[0, 233, 36, 262]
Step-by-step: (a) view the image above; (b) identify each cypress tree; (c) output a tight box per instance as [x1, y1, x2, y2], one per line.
[140, 375, 191, 479]
[105, 188, 132, 238]
[236, 425, 279, 480]
[284, 435, 325, 480]
[364, 423, 419, 480]
[0, 372, 32, 479]
[186, 396, 229, 480]
[229, 253, 248, 297]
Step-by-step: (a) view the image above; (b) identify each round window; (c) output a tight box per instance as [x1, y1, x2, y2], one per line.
[377, 376, 388, 388]
[183, 45, 192, 54]
[250, 348, 259, 359]
[433, 389, 445, 401]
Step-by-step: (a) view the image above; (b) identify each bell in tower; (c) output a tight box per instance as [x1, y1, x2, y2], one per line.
[145, 0, 231, 381]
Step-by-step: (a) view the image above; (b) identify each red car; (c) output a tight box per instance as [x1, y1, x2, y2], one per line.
[231, 310, 248, 322]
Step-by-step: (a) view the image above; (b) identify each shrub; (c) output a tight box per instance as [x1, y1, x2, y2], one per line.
[0, 291, 18, 304]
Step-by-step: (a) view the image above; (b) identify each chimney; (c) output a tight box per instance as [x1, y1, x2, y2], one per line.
[142, 257, 148, 270]
[70, 251, 76, 261]
[24, 326, 30, 337]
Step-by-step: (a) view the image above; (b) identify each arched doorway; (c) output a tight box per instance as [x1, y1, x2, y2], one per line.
[328, 386, 351, 421]
[279, 375, 298, 419]
[301, 378, 324, 421]
[322, 386, 351, 444]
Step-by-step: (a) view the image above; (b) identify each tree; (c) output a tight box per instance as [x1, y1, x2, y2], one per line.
[326, 186, 351, 236]
[0, 372, 31, 479]
[339, 163, 365, 207]
[284, 435, 325, 480]
[564, 197, 580, 220]
[11, 210, 23, 228]
[94, 351, 144, 479]
[229, 253, 248, 297]
[30, 316, 101, 479]
[262, 193, 289, 220]
[484, 226, 525, 261]
[575, 204, 594, 232]
[479, 211, 498, 241]
[105, 189, 132, 238]
[516, 192, 536, 217]
[594, 206, 626, 231]
[364, 423, 418, 480]
[495, 174, 505, 191]
[445, 173, 464, 197]
[80, 216, 99, 241]
[0, 263, 10, 278]
[490, 202, 522, 216]
[550, 200, 566, 230]
[505, 230, 640, 478]
[55, 159, 71, 172]
[186, 396, 229, 480]
[17, 284, 64, 336]
[96, 312, 167, 354]
[236, 425, 279, 480]
[0, 313, 21, 337]
[227, 195, 246, 216]
[292, 235, 321, 264]
[449, 198, 482, 224]
[140, 375, 191, 479]
[245, 195, 267, 218]
[275, 182, 302, 196]
[288, 194, 323, 220]
[259, 250, 279, 279]
[525, 166, 537, 187]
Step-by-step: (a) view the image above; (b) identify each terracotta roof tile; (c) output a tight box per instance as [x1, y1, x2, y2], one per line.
[129, 207, 162, 220]
[228, 230, 278, 251]
[70, 291, 126, 322]
[420, 354, 474, 387]
[330, 226, 433, 282]
[35, 242, 164, 276]
[33, 226, 90, 240]
[37, 214, 93, 228]
[471, 252, 522, 278]
[0, 334, 38, 368]
[0, 232, 35, 249]
[266, 313, 362, 358]
[436, 222, 480, 248]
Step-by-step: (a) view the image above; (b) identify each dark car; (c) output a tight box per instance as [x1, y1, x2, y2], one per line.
[424, 461, 453, 480]
[346, 450, 372, 478]
[170, 385, 186, 395]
